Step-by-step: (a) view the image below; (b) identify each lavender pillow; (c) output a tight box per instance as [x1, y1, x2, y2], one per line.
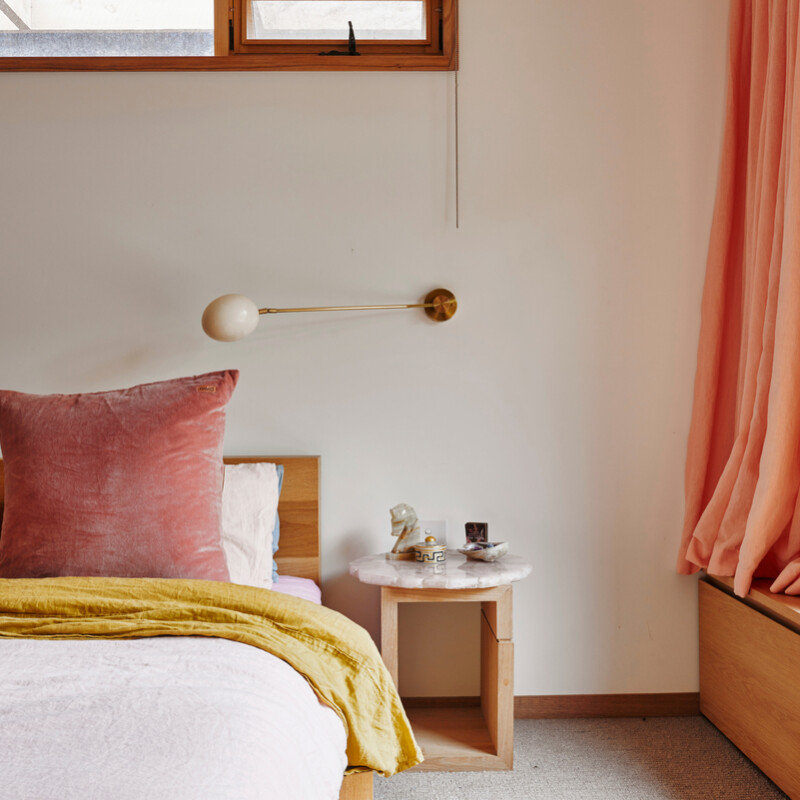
[0, 371, 237, 580]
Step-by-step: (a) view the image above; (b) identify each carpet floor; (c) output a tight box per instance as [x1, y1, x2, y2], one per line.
[374, 717, 788, 799]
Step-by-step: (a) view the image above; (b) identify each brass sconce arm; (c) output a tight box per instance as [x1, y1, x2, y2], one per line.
[202, 289, 457, 342]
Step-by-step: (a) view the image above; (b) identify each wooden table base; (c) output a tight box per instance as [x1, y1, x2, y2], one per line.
[381, 585, 514, 771]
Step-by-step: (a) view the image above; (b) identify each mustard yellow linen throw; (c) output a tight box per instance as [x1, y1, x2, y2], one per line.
[0, 576, 422, 777]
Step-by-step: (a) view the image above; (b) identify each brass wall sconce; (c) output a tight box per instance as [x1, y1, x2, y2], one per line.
[202, 289, 457, 342]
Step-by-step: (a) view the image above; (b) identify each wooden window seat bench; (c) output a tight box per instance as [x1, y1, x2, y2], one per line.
[699, 575, 800, 799]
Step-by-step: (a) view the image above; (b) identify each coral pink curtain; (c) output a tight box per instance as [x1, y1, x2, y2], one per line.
[678, 0, 800, 597]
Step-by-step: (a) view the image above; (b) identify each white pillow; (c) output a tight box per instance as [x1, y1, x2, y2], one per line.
[221, 462, 280, 588]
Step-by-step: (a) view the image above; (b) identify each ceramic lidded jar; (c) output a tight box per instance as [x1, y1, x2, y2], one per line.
[414, 535, 447, 565]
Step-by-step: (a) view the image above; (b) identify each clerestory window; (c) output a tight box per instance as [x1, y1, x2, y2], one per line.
[0, 0, 456, 70]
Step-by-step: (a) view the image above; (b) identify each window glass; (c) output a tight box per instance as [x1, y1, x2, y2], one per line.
[0, 0, 214, 56]
[246, 1, 426, 42]
[0, 0, 455, 68]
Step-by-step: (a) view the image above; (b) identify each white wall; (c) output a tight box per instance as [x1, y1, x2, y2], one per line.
[0, 0, 729, 696]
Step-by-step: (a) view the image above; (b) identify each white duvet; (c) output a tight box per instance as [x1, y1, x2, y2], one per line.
[0, 635, 347, 800]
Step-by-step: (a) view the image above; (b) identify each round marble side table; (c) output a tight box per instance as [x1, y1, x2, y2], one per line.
[349, 551, 531, 772]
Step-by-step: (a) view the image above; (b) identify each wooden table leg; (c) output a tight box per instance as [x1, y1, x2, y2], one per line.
[381, 587, 400, 686]
[480, 586, 514, 768]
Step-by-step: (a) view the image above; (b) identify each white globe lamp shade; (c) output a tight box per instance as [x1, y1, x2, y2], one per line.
[202, 294, 260, 342]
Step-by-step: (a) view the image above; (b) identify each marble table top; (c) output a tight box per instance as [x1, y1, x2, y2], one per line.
[349, 551, 532, 590]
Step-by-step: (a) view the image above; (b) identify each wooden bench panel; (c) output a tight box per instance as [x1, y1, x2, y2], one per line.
[699, 580, 800, 799]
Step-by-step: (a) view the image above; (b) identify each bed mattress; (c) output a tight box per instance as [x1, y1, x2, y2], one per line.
[0, 635, 347, 800]
[272, 574, 322, 604]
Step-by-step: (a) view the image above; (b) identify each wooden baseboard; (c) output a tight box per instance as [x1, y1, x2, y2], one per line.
[401, 696, 480, 708]
[514, 693, 700, 719]
[401, 693, 700, 719]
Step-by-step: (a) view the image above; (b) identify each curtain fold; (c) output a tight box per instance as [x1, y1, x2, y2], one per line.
[678, 0, 800, 597]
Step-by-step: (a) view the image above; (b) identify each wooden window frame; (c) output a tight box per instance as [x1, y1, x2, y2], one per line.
[0, 0, 456, 72]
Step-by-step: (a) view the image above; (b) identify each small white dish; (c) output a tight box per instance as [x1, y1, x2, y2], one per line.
[457, 541, 509, 561]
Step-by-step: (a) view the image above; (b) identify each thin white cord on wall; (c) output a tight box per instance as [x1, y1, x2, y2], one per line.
[455, 65, 460, 229]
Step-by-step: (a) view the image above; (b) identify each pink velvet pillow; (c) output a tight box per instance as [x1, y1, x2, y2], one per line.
[0, 370, 238, 580]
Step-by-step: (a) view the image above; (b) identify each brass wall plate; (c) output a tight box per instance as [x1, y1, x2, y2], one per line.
[424, 288, 458, 322]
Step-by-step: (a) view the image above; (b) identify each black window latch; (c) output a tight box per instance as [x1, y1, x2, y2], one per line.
[320, 21, 360, 56]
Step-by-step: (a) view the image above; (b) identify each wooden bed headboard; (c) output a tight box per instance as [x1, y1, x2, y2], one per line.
[0, 456, 321, 585]
[225, 456, 320, 583]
